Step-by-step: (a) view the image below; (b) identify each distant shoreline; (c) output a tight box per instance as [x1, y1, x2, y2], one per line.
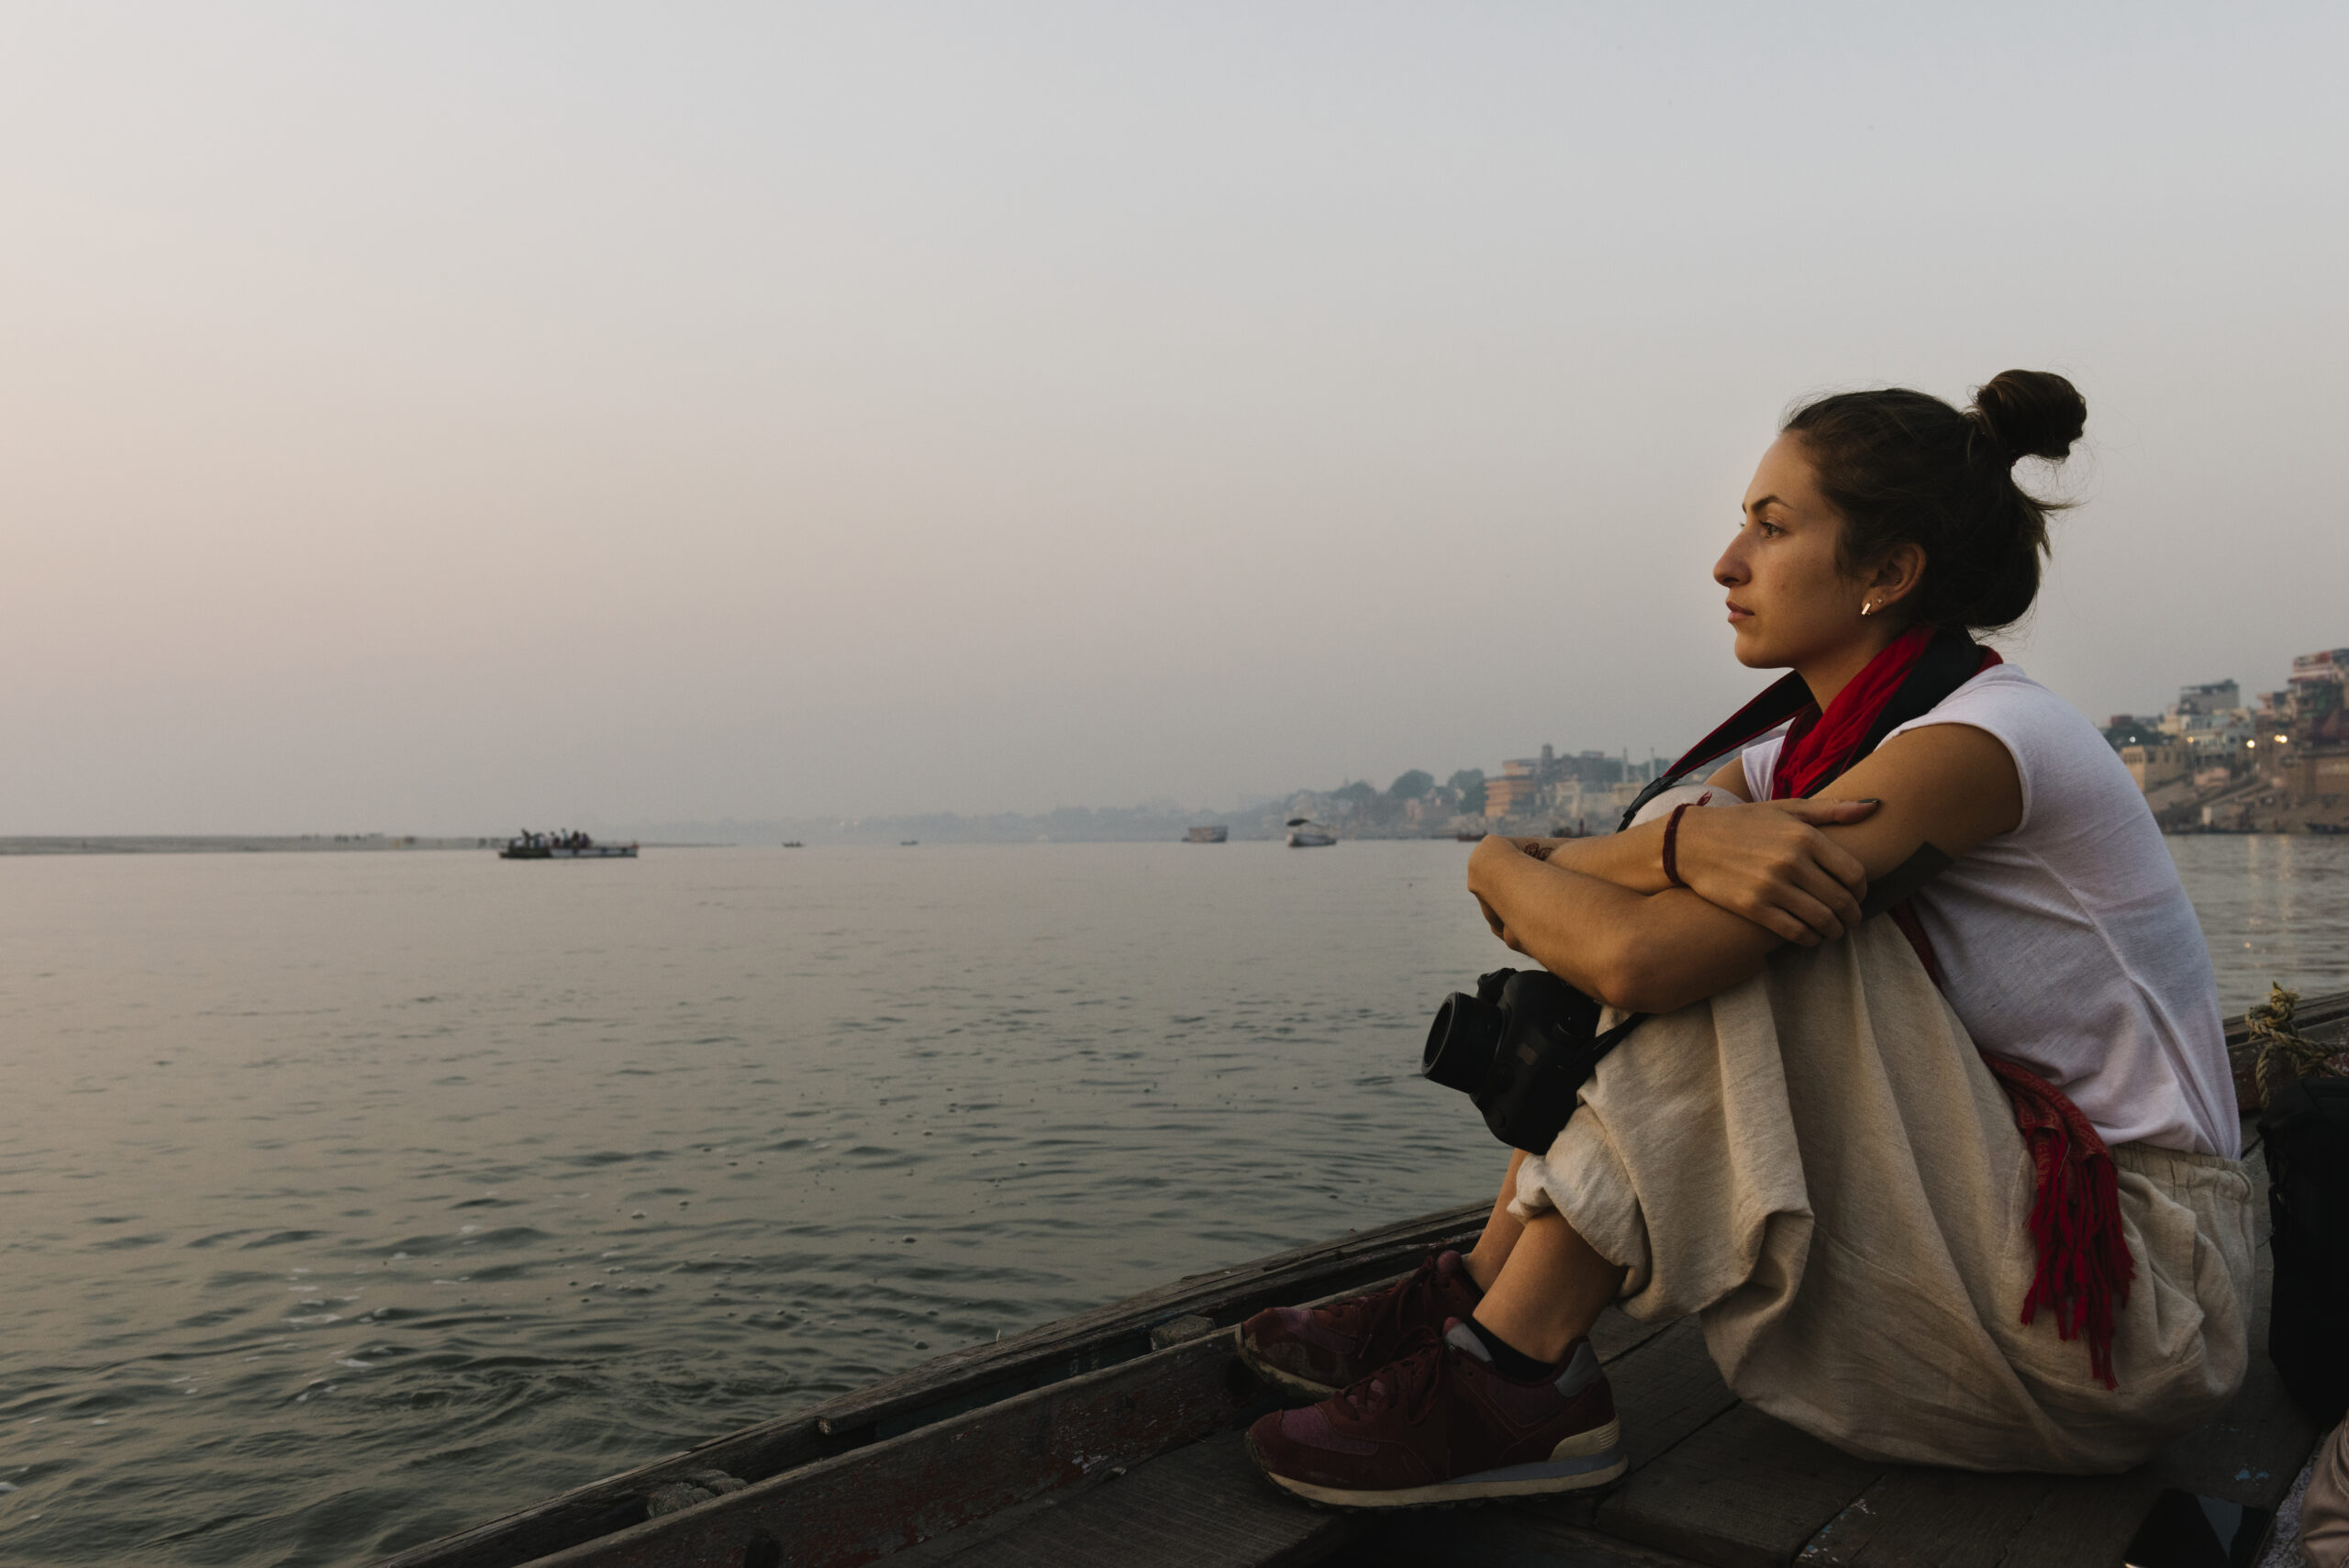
[0, 836, 732, 856]
[1, 830, 514, 859]
[0, 835, 498, 856]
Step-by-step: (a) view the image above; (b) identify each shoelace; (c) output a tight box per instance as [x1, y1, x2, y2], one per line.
[1348, 1254, 1448, 1348]
[1328, 1326, 1447, 1429]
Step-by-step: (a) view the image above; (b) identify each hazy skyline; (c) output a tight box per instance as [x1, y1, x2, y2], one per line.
[5, 3, 2344, 833]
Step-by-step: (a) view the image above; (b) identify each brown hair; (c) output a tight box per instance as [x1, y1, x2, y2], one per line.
[1783, 370, 2085, 631]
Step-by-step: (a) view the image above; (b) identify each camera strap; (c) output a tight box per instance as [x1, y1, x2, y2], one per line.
[1615, 627, 1994, 830]
[1583, 1009, 1647, 1073]
[1614, 673, 1811, 830]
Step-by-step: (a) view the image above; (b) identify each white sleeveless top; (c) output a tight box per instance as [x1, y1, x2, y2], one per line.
[1742, 663, 2239, 1156]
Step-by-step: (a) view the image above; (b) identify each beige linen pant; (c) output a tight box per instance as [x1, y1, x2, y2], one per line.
[1508, 917, 2254, 1473]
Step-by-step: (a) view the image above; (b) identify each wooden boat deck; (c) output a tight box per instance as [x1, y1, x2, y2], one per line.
[888, 1169, 2312, 1568]
[379, 991, 2349, 1568]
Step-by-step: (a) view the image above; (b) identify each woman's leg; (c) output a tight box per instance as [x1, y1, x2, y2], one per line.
[1473, 1211, 1627, 1362]
[1461, 1150, 1530, 1291]
[1460, 1149, 1628, 1362]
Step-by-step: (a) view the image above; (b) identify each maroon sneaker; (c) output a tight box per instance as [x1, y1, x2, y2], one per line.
[1238, 1251, 1484, 1399]
[1244, 1319, 1625, 1508]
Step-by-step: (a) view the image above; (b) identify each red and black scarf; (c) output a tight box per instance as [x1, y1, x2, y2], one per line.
[1632, 624, 2136, 1388]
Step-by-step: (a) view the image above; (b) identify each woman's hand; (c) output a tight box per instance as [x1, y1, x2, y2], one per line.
[1468, 837, 1535, 949]
[1473, 891, 1520, 950]
[1667, 799, 1881, 946]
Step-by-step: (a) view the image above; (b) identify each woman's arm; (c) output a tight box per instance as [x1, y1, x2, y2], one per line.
[1508, 757, 1881, 940]
[1468, 723, 2022, 1015]
[1508, 759, 1756, 884]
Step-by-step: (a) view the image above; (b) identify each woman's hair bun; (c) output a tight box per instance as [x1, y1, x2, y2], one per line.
[1969, 370, 2086, 464]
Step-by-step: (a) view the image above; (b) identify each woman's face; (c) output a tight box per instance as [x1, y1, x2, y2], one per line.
[1714, 432, 1876, 671]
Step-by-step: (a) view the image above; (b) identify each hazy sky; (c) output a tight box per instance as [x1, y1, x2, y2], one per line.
[5, 3, 2343, 833]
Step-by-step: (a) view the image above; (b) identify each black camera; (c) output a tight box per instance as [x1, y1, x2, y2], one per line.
[1420, 968, 1643, 1153]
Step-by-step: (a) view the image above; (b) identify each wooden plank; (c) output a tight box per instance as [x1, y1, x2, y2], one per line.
[863, 1478, 1126, 1568]
[1794, 1469, 2054, 1566]
[1602, 1320, 1742, 1478]
[1783, 1461, 2161, 1568]
[1598, 1403, 1884, 1568]
[1344, 1512, 1713, 1567]
[1991, 1471, 2165, 1568]
[922, 1432, 1364, 1568]
[515, 1330, 1256, 1568]
[1587, 1307, 1675, 1368]
[375, 1204, 1487, 1568]
[372, 1467, 741, 1568]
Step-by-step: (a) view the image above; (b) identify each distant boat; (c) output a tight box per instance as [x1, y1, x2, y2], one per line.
[900, 840, 919, 847]
[498, 831, 636, 861]
[1185, 826, 1229, 843]
[1284, 816, 1336, 849]
[782, 840, 804, 849]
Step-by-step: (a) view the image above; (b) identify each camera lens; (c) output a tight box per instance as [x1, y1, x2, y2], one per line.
[1421, 992, 1506, 1094]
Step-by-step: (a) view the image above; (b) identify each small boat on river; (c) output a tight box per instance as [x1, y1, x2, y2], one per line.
[497, 831, 637, 861]
[1186, 826, 1229, 843]
[1284, 817, 1335, 848]
[373, 990, 2348, 1568]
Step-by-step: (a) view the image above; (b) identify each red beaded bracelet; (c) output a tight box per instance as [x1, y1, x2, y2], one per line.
[1663, 802, 1693, 888]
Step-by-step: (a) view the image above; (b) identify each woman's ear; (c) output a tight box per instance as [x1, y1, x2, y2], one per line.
[1871, 542, 1927, 611]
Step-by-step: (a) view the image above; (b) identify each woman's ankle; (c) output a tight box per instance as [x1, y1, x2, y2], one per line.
[1462, 1311, 1565, 1379]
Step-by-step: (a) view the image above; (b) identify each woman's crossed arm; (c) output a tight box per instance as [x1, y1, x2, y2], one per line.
[1466, 723, 2022, 1016]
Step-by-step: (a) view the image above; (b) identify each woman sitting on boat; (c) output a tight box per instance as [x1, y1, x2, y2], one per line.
[1241, 371, 2251, 1509]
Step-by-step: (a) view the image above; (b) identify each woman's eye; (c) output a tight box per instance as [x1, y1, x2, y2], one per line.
[1756, 520, 1783, 538]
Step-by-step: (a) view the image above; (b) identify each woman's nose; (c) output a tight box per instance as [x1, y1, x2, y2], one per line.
[1713, 542, 1746, 586]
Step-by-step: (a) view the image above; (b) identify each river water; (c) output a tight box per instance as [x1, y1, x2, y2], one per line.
[3, 837, 2345, 1565]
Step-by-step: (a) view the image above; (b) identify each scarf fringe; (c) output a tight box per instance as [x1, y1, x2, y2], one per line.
[1983, 1054, 2137, 1389]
